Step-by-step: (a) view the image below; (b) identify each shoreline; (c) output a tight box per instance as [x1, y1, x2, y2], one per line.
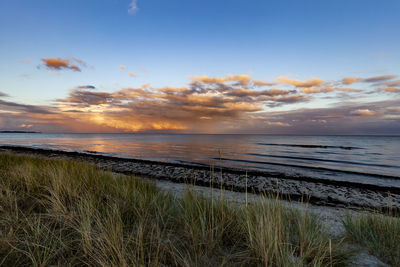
[1, 145, 399, 211]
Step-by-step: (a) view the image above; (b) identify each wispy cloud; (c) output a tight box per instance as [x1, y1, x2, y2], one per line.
[128, 0, 138, 14]
[18, 58, 31, 64]
[363, 75, 397, 83]
[341, 75, 397, 85]
[0, 92, 9, 98]
[0, 99, 53, 114]
[382, 87, 400, 93]
[277, 76, 323, 88]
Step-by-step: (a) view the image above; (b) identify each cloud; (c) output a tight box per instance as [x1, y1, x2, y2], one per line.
[235, 100, 400, 134]
[119, 65, 127, 70]
[0, 99, 53, 114]
[341, 75, 397, 85]
[0, 92, 9, 98]
[42, 57, 87, 71]
[382, 87, 400, 93]
[77, 85, 96, 90]
[42, 58, 78, 71]
[350, 109, 376, 116]
[128, 0, 138, 14]
[128, 72, 137, 78]
[191, 74, 252, 86]
[277, 76, 323, 88]
[363, 75, 397, 83]
[19, 124, 33, 128]
[50, 75, 310, 132]
[253, 80, 276, 86]
[265, 121, 291, 127]
[226, 88, 293, 97]
[18, 58, 31, 64]
[384, 80, 400, 87]
[41, 57, 86, 72]
[20, 73, 31, 78]
[342, 77, 360, 85]
[2, 72, 400, 134]
[300, 86, 361, 94]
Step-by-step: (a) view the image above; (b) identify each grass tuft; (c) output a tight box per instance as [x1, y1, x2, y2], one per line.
[343, 211, 400, 266]
[0, 152, 352, 266]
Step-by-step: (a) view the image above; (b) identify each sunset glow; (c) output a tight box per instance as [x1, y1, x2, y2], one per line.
[1, 0, 399, 134]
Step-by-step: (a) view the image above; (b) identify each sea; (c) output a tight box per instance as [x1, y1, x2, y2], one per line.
[1, 133, 399, 188]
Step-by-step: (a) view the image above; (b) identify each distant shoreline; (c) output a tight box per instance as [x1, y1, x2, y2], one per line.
[1, 145, 399, 211]
[0, 131, 41, 133]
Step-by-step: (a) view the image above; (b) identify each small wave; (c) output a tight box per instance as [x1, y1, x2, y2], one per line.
[257, 143, 361, 150]
[243, 153, 399, 169]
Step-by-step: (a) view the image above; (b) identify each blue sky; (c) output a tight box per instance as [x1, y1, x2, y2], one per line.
[0, 0, 399, 133]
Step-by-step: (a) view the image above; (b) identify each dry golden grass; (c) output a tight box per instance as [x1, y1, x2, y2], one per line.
[0, 152, 352, 266]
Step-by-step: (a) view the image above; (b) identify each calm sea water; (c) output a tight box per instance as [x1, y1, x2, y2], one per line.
[1, 133, 400, 187]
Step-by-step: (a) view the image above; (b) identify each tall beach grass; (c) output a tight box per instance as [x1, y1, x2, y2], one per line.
[0, 152, 352, 266]
[343, 211, 400, 266]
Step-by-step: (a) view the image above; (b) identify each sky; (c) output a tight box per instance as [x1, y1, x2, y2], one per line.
[0, 0, 399, 134]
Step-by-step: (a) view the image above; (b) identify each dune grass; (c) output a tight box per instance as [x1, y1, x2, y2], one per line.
[343, 211, 400, 267]
[0, 152, 352, 266]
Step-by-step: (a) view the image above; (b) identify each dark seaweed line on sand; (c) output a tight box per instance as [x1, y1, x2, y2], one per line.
[1, 145, 400, 195]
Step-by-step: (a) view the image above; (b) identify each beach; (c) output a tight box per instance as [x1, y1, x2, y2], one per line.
[1, 150, 398, 266]
[1, 145, 399, 211]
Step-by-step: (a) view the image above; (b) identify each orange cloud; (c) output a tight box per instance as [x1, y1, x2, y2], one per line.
[3, 72, 400, 133]
[49, 75, 310, 132]
[41, 57, 85, 71]
[128, 72, 137, 77]
[191, 74, 252, 86]
[382, 87, 400, 93]
[253, 80, 276, 86]
[277, 76, 323, 87]
[300, 87, 318, 94]
[342, 77, 360, 85]
[120, 65, 127, 70]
